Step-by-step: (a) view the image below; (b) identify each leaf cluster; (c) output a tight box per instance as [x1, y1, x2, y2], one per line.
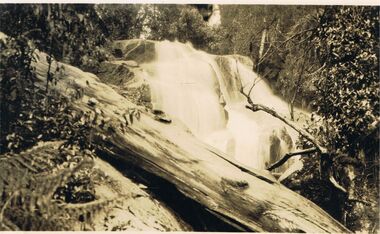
[0, 143, 122, 231]
[96, 4, 144, 40]
[313, 6, 379, 154]
[0, 4, 109, 72]
[142, 5, 221, 51]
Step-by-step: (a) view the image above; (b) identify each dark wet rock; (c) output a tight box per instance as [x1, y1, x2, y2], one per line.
[154, 115, 172, 124]
[96, 61, 134, 85]
[152, 110, 165, 115]
[153, 110, 172, 124]
[88, 97, 99, 107]
[279, 127, 294, 151]
[112, 48, 124, 58]
[113, 39, 156, 64]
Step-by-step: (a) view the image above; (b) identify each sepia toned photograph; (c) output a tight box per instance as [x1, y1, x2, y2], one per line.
[0, 2, 379, 232]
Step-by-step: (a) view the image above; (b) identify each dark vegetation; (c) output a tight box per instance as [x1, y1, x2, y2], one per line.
[0, 3, 378, 232]
[232, 5, 379, 231]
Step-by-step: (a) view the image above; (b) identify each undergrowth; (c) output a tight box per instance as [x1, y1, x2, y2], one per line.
[0, 31, 130, 231]
[0, 143, 128, 231]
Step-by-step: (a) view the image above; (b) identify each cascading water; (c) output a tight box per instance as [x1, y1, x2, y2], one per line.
[141, 40, 302, 171]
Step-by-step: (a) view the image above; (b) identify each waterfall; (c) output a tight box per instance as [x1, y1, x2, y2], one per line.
[140, 40, 302, 171]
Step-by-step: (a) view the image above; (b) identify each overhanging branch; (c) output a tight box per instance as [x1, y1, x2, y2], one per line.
[245, 104, 328, 154]
[266, 147, 317, 171]
[237, 59, 327, 154]
[236, 63, 348, 193]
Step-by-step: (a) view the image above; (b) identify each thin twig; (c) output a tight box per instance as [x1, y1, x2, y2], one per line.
[0, 192, 16, 223]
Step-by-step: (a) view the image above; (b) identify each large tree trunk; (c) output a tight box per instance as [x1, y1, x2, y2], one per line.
[256, 18, 267, 73]
[33, 50, 350, 232]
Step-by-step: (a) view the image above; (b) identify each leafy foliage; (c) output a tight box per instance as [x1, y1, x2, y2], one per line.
[142, 5, 220, 51]
[0, 143, 88, 230]
[0, 142, 125, 231]
[0, 18, 106, 229]
[290, 6, 379, 231]
[0, 34, 37, 153]
[0, 44, 94, 154]
[141, 5, 181, 41]
[313, 6, 379, 154]
[174, 7, 215, 50]
[0, 3, 111, 157]
[96, 4, 144, 40]
[0, 4, 108, 71]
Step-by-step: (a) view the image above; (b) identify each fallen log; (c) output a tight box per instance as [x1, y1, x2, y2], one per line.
[33, 50, 350, 232]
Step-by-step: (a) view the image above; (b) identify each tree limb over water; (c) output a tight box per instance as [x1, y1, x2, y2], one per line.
[237, 64, 349, 193]
[266, 147, 317, 171]
[238, 70, 327, 154]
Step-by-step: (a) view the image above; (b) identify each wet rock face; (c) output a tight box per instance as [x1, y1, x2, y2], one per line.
[112, 39, 156, 64]
[96, 62, 134, 86]
[269, 131, 281, 165]
[266, 128, 294, 173]
[279, 127, 293, 151]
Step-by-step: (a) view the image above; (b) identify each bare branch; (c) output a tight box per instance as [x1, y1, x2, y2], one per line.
[236, 55, 327, 154]
[245, 103, 328, 154]
[236, 59, 256, 105]
[329, 176, 347, 193]
[266, 147, 317, 171]
[236, 57, 348, 195]
[347, 198, 371, 206]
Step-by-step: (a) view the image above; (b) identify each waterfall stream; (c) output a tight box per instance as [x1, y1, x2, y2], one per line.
[138, 40, 303, 171]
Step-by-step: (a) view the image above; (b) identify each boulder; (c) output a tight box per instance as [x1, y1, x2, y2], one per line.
[152, 110, 172, 124]
[112, 48, 124, 58]
[88, 97, 99, 107]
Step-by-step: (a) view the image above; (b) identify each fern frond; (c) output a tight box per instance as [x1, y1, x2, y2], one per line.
[61, 194, 130, 224]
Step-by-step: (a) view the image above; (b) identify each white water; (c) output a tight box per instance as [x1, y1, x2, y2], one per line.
[143, 41, 302, 171]
[208, 5, 221, 27]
